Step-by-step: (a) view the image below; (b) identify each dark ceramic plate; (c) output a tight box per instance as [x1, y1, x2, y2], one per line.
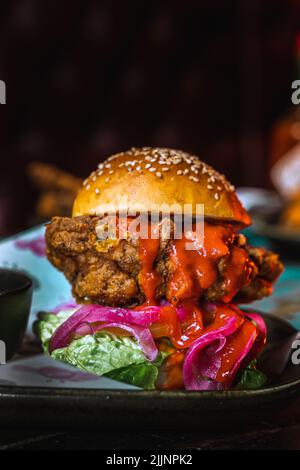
[0, 314, 299, 431]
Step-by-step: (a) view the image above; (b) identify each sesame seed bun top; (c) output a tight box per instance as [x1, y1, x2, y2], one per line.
[72, 147, 251, 227]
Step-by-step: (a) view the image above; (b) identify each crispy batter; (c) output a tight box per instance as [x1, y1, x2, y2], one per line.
[234, 246, 283, 303]
[46, 216, 141, 306]
[46, 216, 283, 306]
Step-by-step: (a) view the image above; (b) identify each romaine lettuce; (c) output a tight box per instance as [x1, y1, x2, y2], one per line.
[51, 332, 148, 375]
[105, 363, 159, 389]
[34, 309, 76, 352]
[35, 310, 167, 389]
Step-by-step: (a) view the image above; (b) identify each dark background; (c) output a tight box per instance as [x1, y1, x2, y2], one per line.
[0, 0, 299, 234]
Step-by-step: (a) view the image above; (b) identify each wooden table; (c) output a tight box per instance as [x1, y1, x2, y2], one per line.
[0, 394, 300, 450]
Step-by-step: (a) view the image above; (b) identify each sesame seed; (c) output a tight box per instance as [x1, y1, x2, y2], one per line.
[83, 179, 88, 186]
[92, 176, 97, 182]
[215, 193, 220, 200]
[98, 163, 104, 170]
[95, 188, 100, 194]
[136, 166, 141, 171]
[177, 170, 183, 175]
[86, 184, 90, 190]
[156, 172, 162, 178]
[207, 185, 214, 190]
[105, 163, 111, 168]
[111, 148, 234, 195]
[97, 170, 103, 176]
[105, 177, 110, 183]
[109, 170, 114, 174]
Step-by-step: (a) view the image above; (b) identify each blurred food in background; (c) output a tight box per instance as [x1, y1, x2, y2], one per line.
[268, 26, 300, 235]
[271, 141, 300, 200]
[280, 191, 300, 229]
[269, 33, 300, 172]
[238, 186, 300, 256]
[270, 142, 300, 233]
[27, 162, 82, 220]
[268, 31, 300, 234]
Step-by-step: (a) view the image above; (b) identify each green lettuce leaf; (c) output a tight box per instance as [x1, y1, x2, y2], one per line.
[35, 310, 169, 389]
[34, 309, 76, 352]
[105, 363, 159, 390]
[235, 360, 267, 390]
[51, 332, 149, 376]
[104, 348, 170, 389]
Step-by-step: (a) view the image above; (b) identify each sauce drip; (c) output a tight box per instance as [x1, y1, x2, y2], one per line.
[137, 220, 252, 309]
[215, 319, 257, 385]
[221, 246, 253, 303]
[100, 216, 262, 389]
[137, 220, 253, 345]
[154, 303, 258, 390]
[167, 224, 235, 304]
[139, 236, 161, 305]
[138, 221, 161, 305]
[150, 304, 203, 348]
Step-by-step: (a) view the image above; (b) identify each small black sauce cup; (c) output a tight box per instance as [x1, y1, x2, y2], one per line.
[0, 269, 33, 360]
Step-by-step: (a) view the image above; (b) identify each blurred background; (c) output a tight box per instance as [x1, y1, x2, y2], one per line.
[1, 0, 300, 234]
